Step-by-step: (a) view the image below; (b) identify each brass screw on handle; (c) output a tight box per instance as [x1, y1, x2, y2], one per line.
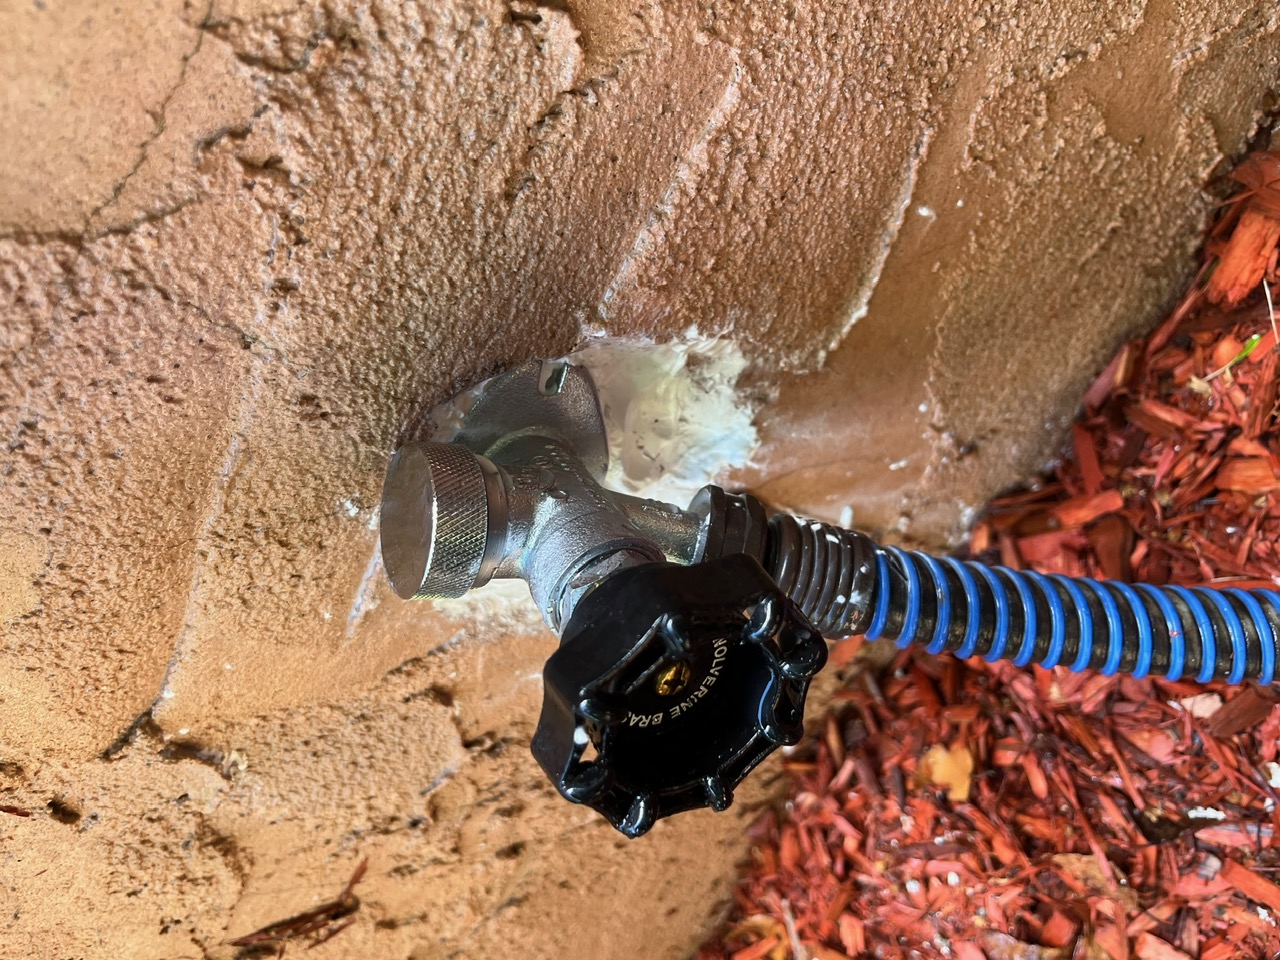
[654, 660, 692, 697]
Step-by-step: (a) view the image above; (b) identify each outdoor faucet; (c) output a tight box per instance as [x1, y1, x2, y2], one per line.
[380, 360, 1280, 838]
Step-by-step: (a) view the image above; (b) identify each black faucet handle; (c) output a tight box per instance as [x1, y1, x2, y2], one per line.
[531, 553, 827, 837]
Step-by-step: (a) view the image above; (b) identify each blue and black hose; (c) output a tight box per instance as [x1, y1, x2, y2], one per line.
[764, 513, 1280, 685]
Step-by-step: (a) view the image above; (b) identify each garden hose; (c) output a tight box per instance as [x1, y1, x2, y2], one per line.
[762, 511, 1279, 685]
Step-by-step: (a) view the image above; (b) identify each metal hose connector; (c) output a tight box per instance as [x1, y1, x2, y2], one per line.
[690, 489, 878, 638]
[864, 547, 1280, 684]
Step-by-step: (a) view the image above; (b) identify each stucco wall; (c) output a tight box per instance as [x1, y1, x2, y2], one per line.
[1, 1, 1276, 957]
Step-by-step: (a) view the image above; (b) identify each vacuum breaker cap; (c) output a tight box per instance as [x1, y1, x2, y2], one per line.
[380, 441, 491, 600]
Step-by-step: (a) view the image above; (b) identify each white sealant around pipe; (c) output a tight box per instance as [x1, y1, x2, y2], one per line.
[432, 332, 760, 626]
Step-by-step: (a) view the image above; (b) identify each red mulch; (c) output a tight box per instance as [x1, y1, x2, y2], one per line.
[699, 151, 1280, 960]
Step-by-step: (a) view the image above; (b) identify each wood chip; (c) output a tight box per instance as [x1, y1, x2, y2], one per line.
[1220, 860, 1280, 915]
[1217, 457, 1280, 493]
[1134, 932, 1193, 960]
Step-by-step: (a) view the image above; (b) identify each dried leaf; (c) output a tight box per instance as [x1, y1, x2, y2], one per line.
[1050, 854, 1138, 910]
[920, 742, 974, 802]
[980, 932, 1069, 960]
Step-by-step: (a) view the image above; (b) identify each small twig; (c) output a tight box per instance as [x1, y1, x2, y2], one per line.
[1265, 278, 1278, 348]
[1202, 332, 1263, 382]
[778, 898, 808, 960]
[226, 858, 368, 956]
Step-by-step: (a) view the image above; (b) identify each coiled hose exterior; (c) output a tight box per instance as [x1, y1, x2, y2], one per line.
[755, 509, 1280, 685]
[863, 546, 1280, 685]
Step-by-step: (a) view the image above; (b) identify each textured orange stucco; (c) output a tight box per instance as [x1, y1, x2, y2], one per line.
[0, 1, 1276, 957]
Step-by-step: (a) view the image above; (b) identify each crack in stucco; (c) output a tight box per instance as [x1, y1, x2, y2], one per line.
[0, 38, 268, 244]
[0, 195, 207, 246]
[110, 264, 301, 372]
[81, 3, 215, 236]
[501, 2, 645, 206]
[200, 4, 360, 77]
[99, 709, 157, 760]
[503, 64, 625, 203]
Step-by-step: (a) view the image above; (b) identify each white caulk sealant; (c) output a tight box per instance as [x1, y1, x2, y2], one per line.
[573, 332, 756, 505]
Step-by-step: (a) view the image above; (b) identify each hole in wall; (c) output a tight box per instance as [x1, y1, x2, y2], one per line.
[495, 841, 527, 860]
[46, 797, 81, 824]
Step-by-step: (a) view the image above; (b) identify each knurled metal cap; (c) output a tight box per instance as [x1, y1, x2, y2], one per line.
[380, 441, 490, 600]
